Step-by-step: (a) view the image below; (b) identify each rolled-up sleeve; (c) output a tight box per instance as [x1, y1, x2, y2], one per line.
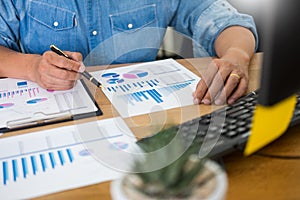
[0, 1, 21, 51]
[171, 0, 258, 57]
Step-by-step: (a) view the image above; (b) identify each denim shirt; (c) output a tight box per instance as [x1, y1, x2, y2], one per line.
[0, 0, 258, 65]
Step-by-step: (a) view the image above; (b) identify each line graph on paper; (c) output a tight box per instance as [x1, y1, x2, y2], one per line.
[91, 59, 201, 117]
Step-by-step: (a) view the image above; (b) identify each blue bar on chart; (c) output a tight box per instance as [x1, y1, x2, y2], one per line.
[148, 89, 163, 103]
[17, 81, 28, 87]
[146, 81, 153, 87]
[123, 89, 164, 105]
[1, 148, 75, 186]
[106, 79, 160, 94]
[58, 150, 65, 166]
[49, 152, 56, 169]
[140, 92, 148, 100]
[12, 159, 18, 181]
[132, 93, 142, 102]
[137, 82, 143, 88]
[21, 157, 28, 178]
[0, 87, 40, 99]
[40, 154, 47, 172]
[119, 86, 126, 93]
[3, 161, 8, 185]
[123, 85, 130, 91]
[159, 82, 192, 96]
[66, 149, 74, 162]
[30, 156, 37, 175]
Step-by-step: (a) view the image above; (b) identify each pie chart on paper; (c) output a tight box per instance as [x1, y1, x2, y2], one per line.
[0, 103, 14, 109]
[26, 98, 48, 104]
[123, 70, 149, 79]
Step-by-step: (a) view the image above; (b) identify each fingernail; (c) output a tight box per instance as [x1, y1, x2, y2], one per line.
[193, 98, 200, 105]
[228, 98, 235, 104]
[201, 99, 211, 105]
[79, 62, 86, 73]
[215, 99, 223, 105]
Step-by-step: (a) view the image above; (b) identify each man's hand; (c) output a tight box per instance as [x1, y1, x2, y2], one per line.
[28, 51, 85, 90]
[193, 58, 249, 105]
[193, 26, 256, 105]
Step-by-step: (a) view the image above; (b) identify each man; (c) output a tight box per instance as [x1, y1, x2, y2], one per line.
[0, 0, 257, 105]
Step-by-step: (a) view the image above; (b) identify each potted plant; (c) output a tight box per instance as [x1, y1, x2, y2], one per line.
[110, 126, 228, 200]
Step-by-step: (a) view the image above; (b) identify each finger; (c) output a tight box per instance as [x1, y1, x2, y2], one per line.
[45, 83, 75, 91]
[63, 51, 85, 72]
[200, 60, 235, 104]
[227, 78, 248, 104]
[214, 72, 241, 105]
[39, 62, 80, 81]
[64, 51, 83, 62]
[193, 80, 208, 104]
[39, 73, 76, 90]
[193, 60, 219, 104]
[203, 68, 228, 104]
[43, 51, 82, 72]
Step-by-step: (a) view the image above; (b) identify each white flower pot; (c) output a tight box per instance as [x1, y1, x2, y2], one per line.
[110, 159, 227, 200]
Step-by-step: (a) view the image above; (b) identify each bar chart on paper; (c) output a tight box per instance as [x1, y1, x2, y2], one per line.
[1, 147, 75, 186]
[0, 78, 99, 131]
[0, 118, 136, 199]
[91, 59, 201, 117]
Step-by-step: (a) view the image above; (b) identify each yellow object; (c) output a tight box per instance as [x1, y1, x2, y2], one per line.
[244, 95, 297, 156]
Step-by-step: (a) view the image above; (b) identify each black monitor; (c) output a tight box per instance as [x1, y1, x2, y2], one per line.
[258, 0, 300, 106]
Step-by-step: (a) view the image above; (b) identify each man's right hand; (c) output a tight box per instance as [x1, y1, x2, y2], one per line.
[29, 50, 85, 90]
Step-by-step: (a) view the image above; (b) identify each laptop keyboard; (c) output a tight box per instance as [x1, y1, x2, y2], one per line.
[138, 91, 300, 159]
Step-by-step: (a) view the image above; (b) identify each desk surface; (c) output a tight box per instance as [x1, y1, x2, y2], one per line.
[5, 53, 300, 200]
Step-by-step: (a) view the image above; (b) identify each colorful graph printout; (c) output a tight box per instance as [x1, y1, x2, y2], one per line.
[0, 117, 137, 199]
[91, 59, 201, 117]
[0, 78, 99, 131]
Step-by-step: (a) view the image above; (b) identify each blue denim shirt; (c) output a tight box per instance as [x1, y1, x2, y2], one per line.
[0, 0, 257, 65]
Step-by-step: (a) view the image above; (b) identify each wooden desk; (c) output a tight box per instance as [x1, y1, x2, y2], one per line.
[5, 53, 300, 199]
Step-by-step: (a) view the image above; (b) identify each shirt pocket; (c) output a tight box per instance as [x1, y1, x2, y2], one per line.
[108, 4, 161, 63]
[25, 0, 77, 54]
[109, 4, 158, 34]
[28, 1, 76, 31]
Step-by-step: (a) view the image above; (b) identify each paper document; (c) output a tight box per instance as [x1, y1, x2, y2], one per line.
[0, 117, 138, 199]
[91, 59, 201, 117]
[0, 78, 101, 132]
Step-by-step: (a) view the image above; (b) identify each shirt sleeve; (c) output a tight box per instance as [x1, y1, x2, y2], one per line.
[170, 0, 258, 57]
[0, 1, 21, 52]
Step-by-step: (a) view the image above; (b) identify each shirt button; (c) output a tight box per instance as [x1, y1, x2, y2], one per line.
[92, 30, 98, 36]
[53, 21, 59, 27]
[127, 23, 133, 29]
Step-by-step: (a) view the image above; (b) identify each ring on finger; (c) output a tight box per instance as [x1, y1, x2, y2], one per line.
[229, 73, 241, 80]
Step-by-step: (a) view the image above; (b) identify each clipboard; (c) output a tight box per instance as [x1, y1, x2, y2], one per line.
[0, 78, 102, 133]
